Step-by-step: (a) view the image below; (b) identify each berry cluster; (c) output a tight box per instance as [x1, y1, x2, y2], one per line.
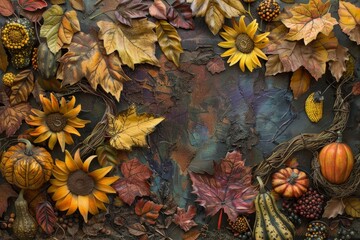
[0, 213, 15, 229]
[32, 48, 38, 71]
[237, 231, 252, 239]
[56, 212, 79, 230]
[293, 188, 325, 219]
[228, 216, 249, 234]
[257, 0, 280, 22]
[282, 200, 302, 226]
[335, 227, 357, 240]
[305, 221, 328, 240]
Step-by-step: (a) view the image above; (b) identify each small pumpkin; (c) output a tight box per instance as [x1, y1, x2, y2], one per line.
[272, 167, 309, 198]
[0, 139, 53, 190]
[318, 132, 354, 184]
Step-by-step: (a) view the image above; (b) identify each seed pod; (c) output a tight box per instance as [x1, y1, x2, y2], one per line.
[305, 91, 324, 123]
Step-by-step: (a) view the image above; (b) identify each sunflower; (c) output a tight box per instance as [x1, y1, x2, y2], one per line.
[26, 93, 89, 152]
[218, 16, 270, 72]
[48, 149, 119, 223]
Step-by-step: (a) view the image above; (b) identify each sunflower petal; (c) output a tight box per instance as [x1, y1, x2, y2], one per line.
[52, 168, 68, 181]
[47, 185, 58, 193]
[83, 155, 96, 172]
[67, 194, 78, 215]
[88, 194, 99, 215]
[78, 195, 89, 223]
[251, 52, 262, 67]
[97, 176, 120, 186]
[50, 179, 67, 187]
[89, 166, 113, 180]
[223, 25, 238, 37]
[254, 32, 270, 43]
[218, 40, 235, 48]
[52, 185, 70, 201]
[48, 133, 58, 150]
[50, 93, 60, 112]
[95, 198, 107, 211]
[60, 97, 67, 113]
[73, 149, 84, 170]
[64, 125, 81, 136]
[64, 132, 75, 145]
[65, 150, 79, 172]
[239, 54, 247, 72]
[66, 96, 76, 111]
[246, 20, 258, 39]
[33, 131, 51, 143]
[95, 184, 116, 194]
[93, 189, 110, 204]
[227, 52, 242, 66]
[67, 118, 89, 128]
[57, 131, 66, 152]
[254, 47, 268, 60]
[40, 95, 53, 114]
[245, 54, 255, 72]
[30, 108, 45, 117]
[220, 47, 237, 57]
[63, 105, 81, 118]
[55, 159, 68, 174]
[238, 16, 247, 33]
[30, 125, 49, 136]
[219, 32, 235, 42]
[56, 193, 73, 211]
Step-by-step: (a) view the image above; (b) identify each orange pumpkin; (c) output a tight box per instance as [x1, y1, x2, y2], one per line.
[272, 168, 309, 198]
[318, 135, 354, 184]
[1, 139, 54, 190]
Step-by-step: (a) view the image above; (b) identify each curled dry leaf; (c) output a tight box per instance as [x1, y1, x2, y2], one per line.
[352, 82, 360, 96]
[18, 0, 47, 11]
[10, 70, 34, 106]
[0, 0, 14, 17]
[0, 183, 18, 217]
[0, 40, 8, 72]
[206, 56, 225, 74]
[344, 198, 360, 218]
[322, 198, 345, 219]
[173, 205, 198, 232]
[167, 0, 194, 30]
[40, 5, 81, 54]
[149, 0, 167, 20]
[70, 0, 85, 12]
[290, 67, 311, 99]
[135, 199, 163, 225]
[338, 1, 360, 45]
[36, 201, 57, 235]
[156, 20, 184, 67]
[328, 45, 349, 82]
[127, 223, 147, 237]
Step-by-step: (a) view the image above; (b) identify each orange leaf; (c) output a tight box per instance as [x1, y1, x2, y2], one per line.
[338, 1, 360, 45]
[135, 199, 163, 225]
[282, 0, 337, 45]
[10, 70, 34, 106]
[352, 82, 360, 96]
[70, 0, 85, 12]
[290, 67, 311, 99]
[0, 0, 14, 16]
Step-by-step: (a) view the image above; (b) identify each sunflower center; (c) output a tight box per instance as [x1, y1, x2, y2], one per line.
[235, 33, 254, 54]
[45, 113, 67, 132]
[67, 170, 95, 196]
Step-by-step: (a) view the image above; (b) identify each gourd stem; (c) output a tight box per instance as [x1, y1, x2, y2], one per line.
[17, 139, 33, 156]
[17, 189, 24, 202]
[336, 131, 343, 143]
[256, 176, 265, 193]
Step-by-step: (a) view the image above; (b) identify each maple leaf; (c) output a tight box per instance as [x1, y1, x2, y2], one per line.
[206, 56, 225, 74]
[112, 158, 153, 205]
[0, 40, 8, 72]
[10, 70, 34, 106]
[36, 201, 57, 234]
[70, 0, 85, 12]
[167, 0, 194, 30]
[0, 183, 18, 217]
[329, 45, 349, 82]
[156, 20, 184, 67]
[352, 82, 360, 96]
[290, 67, 311, 99]
[18, 0, 47, 11]
[173, 205, 198, 232]
[281, 0, 337, 45]
[40, 5, 80, 54]
[322, 198, 345, 219]
[58, 32, 130, 101]
[0, 100, 32, 137]
[107, 105, 164, 150]
[135, 199, 163, 225]
[189, 151, 258, 222]
[0, 0, 14, 16]
[338, 1, 360, 45]
[97, 19, 158, 69]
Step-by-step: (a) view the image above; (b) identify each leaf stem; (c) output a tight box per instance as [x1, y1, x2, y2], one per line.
[217, 208, 223, 230]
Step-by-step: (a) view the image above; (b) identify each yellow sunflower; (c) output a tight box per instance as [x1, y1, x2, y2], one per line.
[26, 93, 90, 152]
[48, 149, 119, 223]
[218, 16, 270, 72]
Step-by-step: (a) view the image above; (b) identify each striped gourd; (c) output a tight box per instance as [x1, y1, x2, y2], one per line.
[254, 176, 295, 240]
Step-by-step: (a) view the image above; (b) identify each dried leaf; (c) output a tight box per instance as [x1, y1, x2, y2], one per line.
[156, 20, 183, 67]
[329, 45, 349, 81]
[183, 229, 201, 240]
[36, 201, 57, 234]
[189, 151, 258, 222]
[19, 8, 45, 22]
[107, 105, 164, 150]
[96, 144, 122, 167]
[281, 0, 337, 45]
[0, 183, 17, 217]
[205, 3, 224, 35]
[97, 19, 158, 69]
[67, 222, 79, 237]
[24, 188, 47, 216]
[127, 223, 147, 236]
[167, 0, 194, 29]
[0, 102, 32, 137]
[58, 32, 130, 101]
[285, 157, 299, 168]
[338, 1, 360, 44]
[173, 206, 197, 232]
[112, 158, 153, 205]
[344, 198, 360, 218]
[51, 0, 65, 4]
[149, 0, 167, 20]
[290, 67, 311, 99]
[206, 57, 225, 74]
[10, 70, 34, 106]
[322, 198, 345, 219]
[40, 5, 81, 54]
[0, 0, 14, 16]
[18, 0, 47, 11]
[135, 199, 163, 225]
[352, 82, 360, 96]
[0, 40, 8, 72]
[70, 0, 85, 11]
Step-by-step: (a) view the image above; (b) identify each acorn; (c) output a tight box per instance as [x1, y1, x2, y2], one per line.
[257, 0, 281, 22]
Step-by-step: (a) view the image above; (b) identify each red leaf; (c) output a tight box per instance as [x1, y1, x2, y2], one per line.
[189, 151, 258, 222]
[206, 57, 225, 74]
[0, 0, 14, 16]
[135, 199, 163, 225]
[36, 201, 57, 234]
[173, 205, 197, 232]
[18, 0, 47, 11]
[167, 0, 194, 30]
[19, 8, 45, 22]
[149, 0, 167, 20]
[352, 82, 360, 96]
[0, 183, 18, 217]
[112, 158, 153, 205]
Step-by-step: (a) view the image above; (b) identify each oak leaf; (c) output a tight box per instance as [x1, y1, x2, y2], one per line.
[0, 0, 14, 17]
[70, 0, 85, 12]
[135, 199, 163, 225]
[189, 151, 258, 222]
[107, 105, 164, 150]
[173, 205, 197, 232]
[36, 201, 57, 234]
[338, 1, 360, 45]
[97, 19, 158, 69]
[344, 198, 360, 218]
[0, 183, 17, 217]
[156, 20, 184, 67]
[329, 45, 349, 82]
[149, 0, 167, 20]
[290, 67, 311, 99]
[352, 82, 360, 96]
[206, 56, 225, 74]
[282, 0, 337, 45]
[0, 40, 8, 72]
[18, 0, 47, 11]
[10, 70, 34, 106]
[167, 0, 194, 30]
[322, 198, 345, 219]
[58, 32, 130, 101]
[112, 158, 153, 205]
[40, 5, 80, 54]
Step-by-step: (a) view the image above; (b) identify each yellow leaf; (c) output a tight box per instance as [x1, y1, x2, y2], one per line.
[70, 0, 85, 12]
[107, 105, 164, 150]
[282, 0, 337, 45]
[40, 5, 81, 54]
[338, 1, 360, 45]
[97, 19, 158, 69]
[290, 67, 311, 99]
[156, 20, 183, 67]
[344, 198, 360, 218]
[205, 2, 224, 35]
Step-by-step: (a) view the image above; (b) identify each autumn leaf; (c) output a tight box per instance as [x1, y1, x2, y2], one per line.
[0, 102, 32, 137]
[173, 205, 197, 232]
[338, 1, 360, 45]
[284, 157, 299, 168]
[36, 201, 57, 234]
[18, 0, 47, 11]
[51, 0, 65, 4]
[70, 0, 85, 12]
[183, 229, 201, 240]
[58, 32, 130, 101]
[127, 223, 147, 236]
[149, 0, 167, 20]
[352, 82, 360, 96]
[206, 56, 225, 74]
[0, 183, 17, 217]
[19, 8, 45, 22]
[107, 105, 164, 150]
[112, 158, 153, 205]
[290, 67, 311, 99]
[167, 0, 194, 30]
[40, 5, 80, 54]
[0, 0, 14, 16]
[322, 198, 345, 219]
[156, 20, 184, 67]
[0, 40, 8, 72]
[96, 144, 122, 167]
[10, 70, 34, 106]
[97, 19, 158, 69]
[189, 151, 258, 222]
[329, 45, 349, 82]
[281, 0, 337, 45]
[135, 199, 163, 225]
[344, 198, 360, 218]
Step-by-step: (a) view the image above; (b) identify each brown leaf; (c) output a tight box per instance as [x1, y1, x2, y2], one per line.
[18, 0, 47, 11]
[323, 198, 345, 219]
[96, 144, 123, 167]
[36, 201, 57, 234]
[70, 0, 85, 11]
[206, 57, 225, 74]
[173, 205, 197, 232]
[167, 0, 194, 29]
[352, 82, 360, 96]
[344, 198, 360, 218]
[338, 1, 360, 45]
[290, 67, 311, 99]
[0, 102, 32, 137]
[127, 223, 147, 236]
[10, 70, 34, 106]
[19, 8, 45, 22]
[0, 183, 17, 217]
[0, 0, 14, 16]
[329, 45, 349, 81]
[183, 229, 201, 240]
[0, 40, 8, 72]
[149, 0, 167, 20]
[58, 32, 130, 101]
[281, 0, 337, 45]
[135, 199, 163, 225]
